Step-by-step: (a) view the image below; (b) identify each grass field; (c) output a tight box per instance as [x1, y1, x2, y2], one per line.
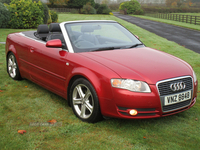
[173, 13, 200, 16]
[134, 14, 200, 31]
[0, 14, 200, 149]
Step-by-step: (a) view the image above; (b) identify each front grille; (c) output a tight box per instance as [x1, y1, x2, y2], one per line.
[163, 100, 191, 112]
[157, 76, 193, 113]
[158, 77, 192, 96]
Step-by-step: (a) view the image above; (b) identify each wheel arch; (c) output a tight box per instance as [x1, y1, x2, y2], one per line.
[67, 75, 87, 106]
[6, 45, 19, 65]
[66, 67, 111, 107]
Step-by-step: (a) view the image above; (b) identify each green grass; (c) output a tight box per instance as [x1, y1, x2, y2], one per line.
[133, 15, 200, 31]
[0, 29, 32, 42]
[0, 14, 200, 150]
[173, 13, 200, 16]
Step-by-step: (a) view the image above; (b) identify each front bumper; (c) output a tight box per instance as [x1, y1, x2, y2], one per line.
[100, 79, 198, 119]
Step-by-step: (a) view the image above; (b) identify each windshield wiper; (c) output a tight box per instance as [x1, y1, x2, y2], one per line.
[128, 43, 143, 48]
[91, 44, 143, 52]
[91, 47, 117, 52]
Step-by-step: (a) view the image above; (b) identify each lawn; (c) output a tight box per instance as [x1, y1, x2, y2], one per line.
[173, 13, 200, 16]
[134, 14, 200, 31]
[0, 14, 200, 150]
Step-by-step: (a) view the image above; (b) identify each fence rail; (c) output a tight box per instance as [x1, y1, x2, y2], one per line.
[49, 8, 79, 13]
[146, 13, 200, 25]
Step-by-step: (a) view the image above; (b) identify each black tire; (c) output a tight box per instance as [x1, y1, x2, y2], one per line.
[70, 78, 103, 123]
[7, 52, 22, 80]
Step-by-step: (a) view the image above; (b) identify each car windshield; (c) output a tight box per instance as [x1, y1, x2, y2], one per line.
[65, 22, 144, 53]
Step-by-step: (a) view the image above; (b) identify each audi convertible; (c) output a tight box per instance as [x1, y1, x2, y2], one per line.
[5, 20, 198, 123]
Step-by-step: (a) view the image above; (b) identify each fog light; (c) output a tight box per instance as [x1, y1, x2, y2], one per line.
[129, 109, 138, 116]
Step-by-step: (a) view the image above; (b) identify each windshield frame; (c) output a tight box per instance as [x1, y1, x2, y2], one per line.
[60, 20, 144, 53]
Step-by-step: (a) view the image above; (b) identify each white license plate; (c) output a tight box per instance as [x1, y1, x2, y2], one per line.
[164, 90, 191, 106]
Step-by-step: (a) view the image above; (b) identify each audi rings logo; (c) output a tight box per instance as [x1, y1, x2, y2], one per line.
[170, 82, 186, 91]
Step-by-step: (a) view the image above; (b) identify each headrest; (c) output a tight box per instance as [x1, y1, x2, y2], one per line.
[37, 24, 49, 34]
[37, 24, 49, 39]
[47, 34, 64, 43]
[81, 25, 94, 33]
[49, 23, 61, 32]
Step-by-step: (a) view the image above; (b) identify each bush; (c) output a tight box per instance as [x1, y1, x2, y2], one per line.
[47, 10, 52, 24]
[0, 0, 11, 4]
[50, 10, 58, 23]
[71, 9, 79, 14]
[42, 2, 50, 24]
[88, 0, 95, 8]
[6, 0, 44, 29]
[81, 3, 96, 14]
[94, 3, 100, 10]
[108, 3, 120, 11]
[109, 12, 113, 15]
[119, 0, 144, 15]
[32, 0, 49, 24]
[0, 2, 10, 28]
[97, 4, 111, 14]
[67, 0, 95, 9]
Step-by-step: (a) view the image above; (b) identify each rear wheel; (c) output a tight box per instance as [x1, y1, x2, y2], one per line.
[70, 78, 102, 123]
[7, 52, 21, 80]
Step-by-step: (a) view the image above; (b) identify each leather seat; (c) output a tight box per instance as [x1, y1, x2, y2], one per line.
[77, 25, 99, 45]
[36, 24, 49, 41]
[46, 23, 64, 42]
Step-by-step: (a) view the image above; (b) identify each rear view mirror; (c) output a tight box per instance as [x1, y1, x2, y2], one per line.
[46, 39, 62, 48]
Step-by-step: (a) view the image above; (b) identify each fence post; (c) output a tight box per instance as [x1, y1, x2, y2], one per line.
[182, 15, 184, 22]
[195, 16, 197, 25]
[186, 15, 187, 23]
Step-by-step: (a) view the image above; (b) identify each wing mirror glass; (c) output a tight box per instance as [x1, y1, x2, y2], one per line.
[46, 39, 62, 48]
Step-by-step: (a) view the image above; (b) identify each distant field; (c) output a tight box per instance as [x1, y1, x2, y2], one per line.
[0, 14, 199, 150]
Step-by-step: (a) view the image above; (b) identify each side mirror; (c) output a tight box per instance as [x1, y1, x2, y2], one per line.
[46, 39, 62, 48]
[135, 35, 139, 39]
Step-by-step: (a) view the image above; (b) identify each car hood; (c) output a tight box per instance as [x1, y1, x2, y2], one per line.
[80, 47, 192, 84]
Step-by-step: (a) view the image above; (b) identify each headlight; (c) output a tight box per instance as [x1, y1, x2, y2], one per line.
[111, 79, 151, 93]
[193, 70, 197, 83]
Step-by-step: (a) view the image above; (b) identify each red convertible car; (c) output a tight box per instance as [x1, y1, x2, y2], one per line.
[6, 20, 198, 123]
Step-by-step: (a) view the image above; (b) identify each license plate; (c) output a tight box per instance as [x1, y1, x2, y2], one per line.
[164, 90, 191, 106]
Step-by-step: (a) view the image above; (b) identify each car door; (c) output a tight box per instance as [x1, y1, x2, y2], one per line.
[15, 35, 34, 79]
[28, 41, 68, 95]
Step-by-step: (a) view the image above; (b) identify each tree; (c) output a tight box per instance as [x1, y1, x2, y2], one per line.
[166, 0, 191, 7]
[81, 3, 96, 14]
[97, 4, 111, 14]
[166, 0, 175, 6]
[67, 0, 95, 9]
[119, 0, 144, 15]
[49, 0, 55, 6]
[0, 2, 10, 28]
[101, 0, 108, 4]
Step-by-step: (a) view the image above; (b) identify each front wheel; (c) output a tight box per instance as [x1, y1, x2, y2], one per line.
[70, 78, 102, 123]
[7, 52, 21, 80]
